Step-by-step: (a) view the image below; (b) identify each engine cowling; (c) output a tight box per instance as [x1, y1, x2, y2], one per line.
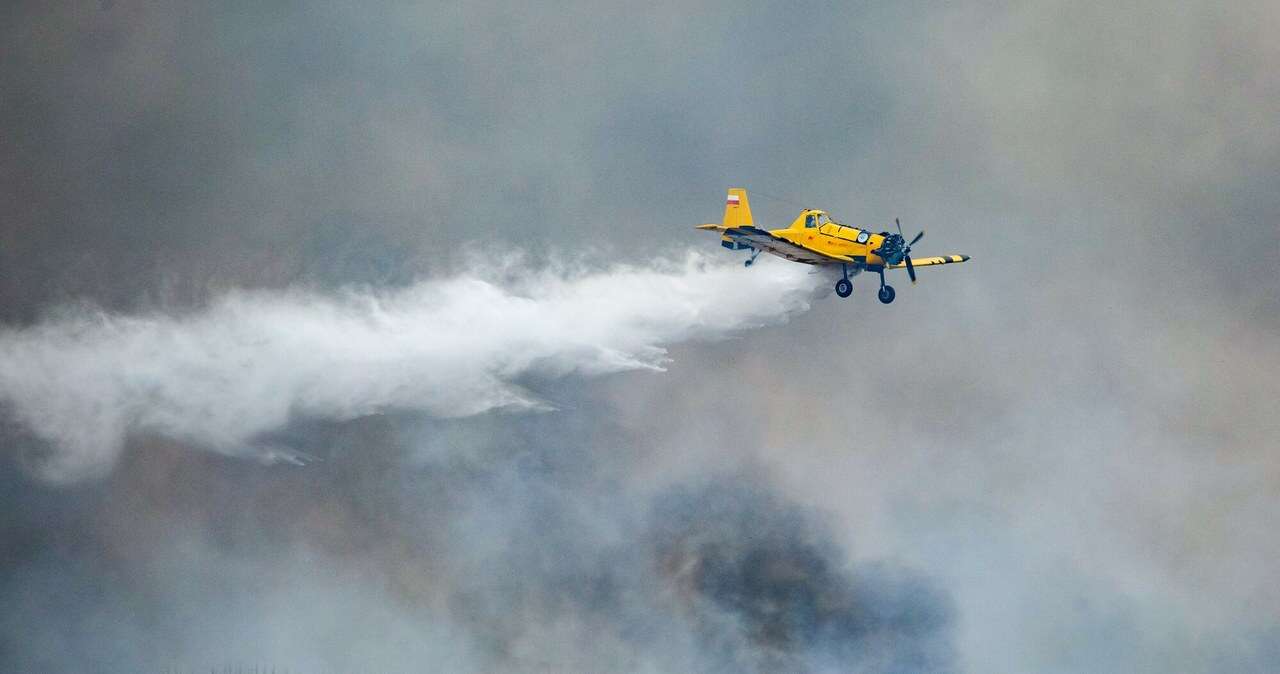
[873, 233, 906, 264]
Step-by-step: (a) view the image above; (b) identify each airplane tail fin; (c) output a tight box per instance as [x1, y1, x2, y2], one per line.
[695, 189, 754, 250]
[722, 188, 752, 228]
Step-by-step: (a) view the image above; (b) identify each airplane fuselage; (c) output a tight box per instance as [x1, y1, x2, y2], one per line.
[767, 211, 900, 271]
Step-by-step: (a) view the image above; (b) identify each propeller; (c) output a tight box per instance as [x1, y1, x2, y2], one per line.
[895, 218, 924, 285]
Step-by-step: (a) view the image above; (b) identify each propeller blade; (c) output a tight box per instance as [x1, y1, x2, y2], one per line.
[909, 230, 924, 247]
[895, 217, 904, 238]
[905, 255, 917, 284]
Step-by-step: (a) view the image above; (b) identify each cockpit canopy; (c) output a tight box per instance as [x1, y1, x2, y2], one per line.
[803, 211, 832, 228]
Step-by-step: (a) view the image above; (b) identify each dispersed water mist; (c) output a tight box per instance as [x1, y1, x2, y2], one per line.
[0, 251, 821, 482]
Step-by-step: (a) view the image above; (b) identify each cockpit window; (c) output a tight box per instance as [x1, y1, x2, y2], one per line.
[805, 214, 818, 228]
[817, 214, 830, 226]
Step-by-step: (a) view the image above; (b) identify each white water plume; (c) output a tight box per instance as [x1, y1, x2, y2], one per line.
[0, 251, 821, 482]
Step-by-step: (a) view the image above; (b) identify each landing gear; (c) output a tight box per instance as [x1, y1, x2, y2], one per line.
[834, 264, 853, 298]
[744, 248, 761, 267]
[876, 269, 895, 304]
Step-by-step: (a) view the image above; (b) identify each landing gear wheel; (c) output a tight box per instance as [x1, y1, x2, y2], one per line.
[877, 285, 896, 304]
[835, 278, 853, 298]
[744, 259, 754, 267]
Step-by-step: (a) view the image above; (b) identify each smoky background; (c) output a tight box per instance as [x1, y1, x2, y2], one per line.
[2, 1, 1278, 672]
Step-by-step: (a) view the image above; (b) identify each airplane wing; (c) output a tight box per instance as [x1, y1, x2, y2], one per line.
[888, 254, 970, 269]
[698, 224, 852, 265]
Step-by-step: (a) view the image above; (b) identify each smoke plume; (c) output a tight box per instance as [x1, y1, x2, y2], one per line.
[0, 251, 819, 482]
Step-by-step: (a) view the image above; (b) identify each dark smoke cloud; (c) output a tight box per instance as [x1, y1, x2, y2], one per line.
[650, 481, 953, 672]
[0, 401, 953, 673]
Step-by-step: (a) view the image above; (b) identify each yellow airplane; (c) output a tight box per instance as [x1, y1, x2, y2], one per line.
[697, 188, 970, 303]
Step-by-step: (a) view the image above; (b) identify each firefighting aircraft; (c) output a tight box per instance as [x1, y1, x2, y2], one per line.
[696, 188, 970, 303]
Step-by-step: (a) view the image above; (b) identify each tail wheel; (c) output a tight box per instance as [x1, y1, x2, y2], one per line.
[877, 285, 896, 304]
[835, 278, 853, 298]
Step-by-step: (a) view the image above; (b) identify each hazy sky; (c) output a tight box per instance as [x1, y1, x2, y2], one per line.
[2, 2, 1278, 672]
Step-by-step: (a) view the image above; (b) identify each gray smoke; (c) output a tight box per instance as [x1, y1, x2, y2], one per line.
[649, 481, 953, 672]
[3, 1, 1278, 671]
[0, 405, 953, 673]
